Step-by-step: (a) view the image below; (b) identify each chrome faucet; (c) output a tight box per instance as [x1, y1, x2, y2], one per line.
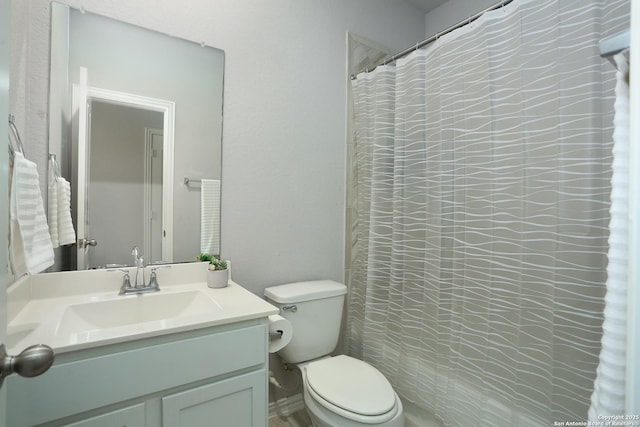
[116, 265, 165, 295]
[109, 247, 169, 295]
[134, 256, 146, 288]
[131, 246, 140, 269]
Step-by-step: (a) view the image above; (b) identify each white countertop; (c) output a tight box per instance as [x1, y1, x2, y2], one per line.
[7, 263, 278, 354]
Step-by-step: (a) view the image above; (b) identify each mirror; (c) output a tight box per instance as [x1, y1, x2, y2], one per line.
[48, 3, 224, 270]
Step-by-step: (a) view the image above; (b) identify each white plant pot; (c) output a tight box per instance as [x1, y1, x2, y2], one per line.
[207, 268, 229, 288]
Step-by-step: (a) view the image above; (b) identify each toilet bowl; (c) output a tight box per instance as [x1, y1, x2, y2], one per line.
[299, 355, 404, 427]
[264, 281, 404, 427]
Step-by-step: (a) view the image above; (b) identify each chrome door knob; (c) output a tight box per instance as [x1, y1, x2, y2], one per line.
[78, 238, 98, 248]
[0, 344, 55, 387]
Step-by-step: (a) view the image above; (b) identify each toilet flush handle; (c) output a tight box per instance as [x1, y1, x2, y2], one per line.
[282, 305, 297, 313]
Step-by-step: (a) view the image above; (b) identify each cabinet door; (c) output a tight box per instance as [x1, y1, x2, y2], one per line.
[64, 403, 145, 427]
[162, 370, 266, 427]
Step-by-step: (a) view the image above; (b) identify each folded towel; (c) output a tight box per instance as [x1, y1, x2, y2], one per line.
[10, 152, 55, 276]
[56, 177, 76, 246]
[200, 179, 221, 255]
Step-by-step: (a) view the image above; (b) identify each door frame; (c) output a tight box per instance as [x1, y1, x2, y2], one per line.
[72, 84, 175, 267]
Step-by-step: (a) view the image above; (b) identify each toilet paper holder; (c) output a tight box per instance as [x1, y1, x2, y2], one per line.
[267, 314, 292, 353]
[269, 330, 283, 340]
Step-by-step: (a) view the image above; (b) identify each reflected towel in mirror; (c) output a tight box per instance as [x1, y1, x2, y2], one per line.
[48, 168, 76, 248]
[200, 179, 220, 255]
[57, 178, 76, 246]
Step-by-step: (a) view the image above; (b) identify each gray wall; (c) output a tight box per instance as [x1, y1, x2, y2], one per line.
[424, 0, 497, 36]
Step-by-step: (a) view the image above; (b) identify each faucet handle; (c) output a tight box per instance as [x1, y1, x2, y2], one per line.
[122, 272, 132, 287]
[147, 270, 160, 291]
[147, 265, 170, 290]
[108, 268, 133, 295]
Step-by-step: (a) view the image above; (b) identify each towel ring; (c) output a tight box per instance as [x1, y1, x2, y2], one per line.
[8, 114, 26, 156]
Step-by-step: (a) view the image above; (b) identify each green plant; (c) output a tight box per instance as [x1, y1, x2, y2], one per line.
[198, 253, 213, 263]
[199, 253, 227, 270]
[211, 259, 228, 270]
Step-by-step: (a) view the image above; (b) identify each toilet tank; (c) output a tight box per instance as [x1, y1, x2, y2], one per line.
[264, 280, 347, 364]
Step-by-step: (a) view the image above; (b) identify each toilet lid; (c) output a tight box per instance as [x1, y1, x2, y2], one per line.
[305, 355, 396, 416]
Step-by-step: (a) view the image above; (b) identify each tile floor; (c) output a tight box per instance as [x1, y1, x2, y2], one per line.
[268, 417, 291, 427]
[268, 409, 312, 427]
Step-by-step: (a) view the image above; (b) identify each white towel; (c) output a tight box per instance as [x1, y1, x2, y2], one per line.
[56, 177, 76, 246]
[200, 179, 221, 255]
[10, 152, 55, 276]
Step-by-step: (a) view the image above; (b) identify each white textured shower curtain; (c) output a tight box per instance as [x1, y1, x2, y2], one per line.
[588, 52, 630, 420]
[347, 1, 629, 426]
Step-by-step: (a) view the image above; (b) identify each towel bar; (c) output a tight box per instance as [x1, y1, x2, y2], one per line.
[184, 177, 202, 185]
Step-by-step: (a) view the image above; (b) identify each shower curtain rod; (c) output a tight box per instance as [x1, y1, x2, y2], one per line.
[599, 29, 630, 58]
[351, 0, 514, 80]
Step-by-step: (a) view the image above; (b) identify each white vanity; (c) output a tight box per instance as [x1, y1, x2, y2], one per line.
[5, 263, 278, 427]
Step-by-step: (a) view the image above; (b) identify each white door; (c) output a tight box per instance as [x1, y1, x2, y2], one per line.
[1, 23, 54, 423]
[1, 0, 10, 422]
[0, 108, 8, 427]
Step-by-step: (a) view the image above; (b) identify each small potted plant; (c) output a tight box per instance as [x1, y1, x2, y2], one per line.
[199, 253, 229, 288]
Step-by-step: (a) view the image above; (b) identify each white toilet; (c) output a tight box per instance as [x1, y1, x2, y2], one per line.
[265, 280, 404, 427]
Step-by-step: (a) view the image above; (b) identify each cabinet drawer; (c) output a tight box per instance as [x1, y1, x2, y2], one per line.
[8, 322, 267, 427]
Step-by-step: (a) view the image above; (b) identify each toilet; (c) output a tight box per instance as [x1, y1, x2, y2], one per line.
[264, 280, 404, 427]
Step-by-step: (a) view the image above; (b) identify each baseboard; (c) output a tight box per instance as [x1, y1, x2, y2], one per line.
[268, 393, 305, 419]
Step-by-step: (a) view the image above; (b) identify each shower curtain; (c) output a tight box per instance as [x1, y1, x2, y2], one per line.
[346, 1, 629, 426]
[588, 52, 630, 420]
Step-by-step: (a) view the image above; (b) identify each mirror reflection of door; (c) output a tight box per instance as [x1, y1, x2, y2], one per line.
[50, 3, 224, 270]
[88, 100, 164, 268]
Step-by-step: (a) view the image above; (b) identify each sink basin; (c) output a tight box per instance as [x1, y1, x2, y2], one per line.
[56, 290, 222, 337]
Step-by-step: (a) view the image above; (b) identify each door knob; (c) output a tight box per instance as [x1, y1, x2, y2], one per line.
[0, 344, 55, 388]
[78, 238, 98, 248]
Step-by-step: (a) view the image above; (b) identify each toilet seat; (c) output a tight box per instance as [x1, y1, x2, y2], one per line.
[305, 355, 398, 424]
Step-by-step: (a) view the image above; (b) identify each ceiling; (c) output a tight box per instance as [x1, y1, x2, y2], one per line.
[404, 0, 449, 13]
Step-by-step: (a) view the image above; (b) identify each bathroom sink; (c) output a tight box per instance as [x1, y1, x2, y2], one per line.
[56, 290, 222, 337]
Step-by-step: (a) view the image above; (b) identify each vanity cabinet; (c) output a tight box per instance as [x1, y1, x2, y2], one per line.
[65, 404, 146, 427]
[6, 319, 269, 427]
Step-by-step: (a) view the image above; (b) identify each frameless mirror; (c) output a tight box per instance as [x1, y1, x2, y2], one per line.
[48, 3, 224, 270]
